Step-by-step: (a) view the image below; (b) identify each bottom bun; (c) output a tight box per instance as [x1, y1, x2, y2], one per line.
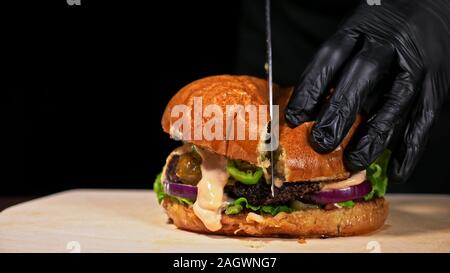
[162, 198, 389, 238]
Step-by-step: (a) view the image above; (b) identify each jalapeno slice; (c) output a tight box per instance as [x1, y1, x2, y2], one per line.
[226, 160, 263, 185]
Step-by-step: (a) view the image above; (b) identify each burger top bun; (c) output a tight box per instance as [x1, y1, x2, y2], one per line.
[161, 75, 361, 182]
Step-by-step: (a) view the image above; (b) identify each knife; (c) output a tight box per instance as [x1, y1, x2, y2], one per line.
[265, 0, 275, 197]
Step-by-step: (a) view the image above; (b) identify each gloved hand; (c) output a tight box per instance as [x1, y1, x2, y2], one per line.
[284, 0, 450, 183]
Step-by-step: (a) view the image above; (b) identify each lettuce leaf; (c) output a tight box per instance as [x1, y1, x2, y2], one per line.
[153, 172, 193, 206]
[337, 200, 355, 208]
[364, 149, 391, 201]
[171, 195, 194, 206]
[153, 172, 165, 204]
[260, 205, 293, 215]
[225, 197, 293, 216]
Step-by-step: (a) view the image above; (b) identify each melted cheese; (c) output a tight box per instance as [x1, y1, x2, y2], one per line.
[321, 170, 366, 190]
[192, 147, 229, 231]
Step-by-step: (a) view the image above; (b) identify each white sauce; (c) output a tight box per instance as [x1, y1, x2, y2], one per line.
[321, 170, 366, 190]
[246, 212, 265, 223]
[192, 147, 229, 231]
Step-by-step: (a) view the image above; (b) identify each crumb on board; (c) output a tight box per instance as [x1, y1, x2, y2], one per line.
[297, 238, 307, 244]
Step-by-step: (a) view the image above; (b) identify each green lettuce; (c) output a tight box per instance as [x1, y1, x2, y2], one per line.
[337, 200, 355, 208]
[153, 172, 193, 206]
[260, 205, 293, 215]
[225, 197, 293, 216]
[364, 149, 391, 201]
[153, 173, 165, 204]
[173, 196, 193, 205]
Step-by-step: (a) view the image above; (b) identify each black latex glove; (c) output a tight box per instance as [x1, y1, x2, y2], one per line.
[285, 0, 450, 183]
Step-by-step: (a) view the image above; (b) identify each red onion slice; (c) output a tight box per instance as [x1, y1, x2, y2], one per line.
[305, 180, 372, 205]
[163, 180, 198, 201]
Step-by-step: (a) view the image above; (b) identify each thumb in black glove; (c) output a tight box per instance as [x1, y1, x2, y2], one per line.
[284, 0, 450, 183]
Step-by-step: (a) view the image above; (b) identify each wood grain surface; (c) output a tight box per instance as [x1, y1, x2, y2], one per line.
[0, 189, 449, 253]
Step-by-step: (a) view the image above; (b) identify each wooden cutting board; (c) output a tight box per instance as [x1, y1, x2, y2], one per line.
[1, 189, 449, 253]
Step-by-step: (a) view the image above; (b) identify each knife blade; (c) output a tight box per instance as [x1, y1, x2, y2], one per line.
[265, 0, 275, 197]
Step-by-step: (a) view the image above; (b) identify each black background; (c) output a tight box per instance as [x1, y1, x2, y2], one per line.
[4, 0, 240, 195]
[2, 0, 450, 197]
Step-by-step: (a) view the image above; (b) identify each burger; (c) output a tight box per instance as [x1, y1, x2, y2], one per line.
[154, 75, 389, 238]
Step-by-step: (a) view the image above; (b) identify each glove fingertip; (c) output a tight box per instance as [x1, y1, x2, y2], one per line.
[344, 150, 369, 172]
[284, 108, 309, 128]
[309, 125, 337, 154]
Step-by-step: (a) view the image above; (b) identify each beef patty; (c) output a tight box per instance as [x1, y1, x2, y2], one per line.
[225, 179, 321, 206]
